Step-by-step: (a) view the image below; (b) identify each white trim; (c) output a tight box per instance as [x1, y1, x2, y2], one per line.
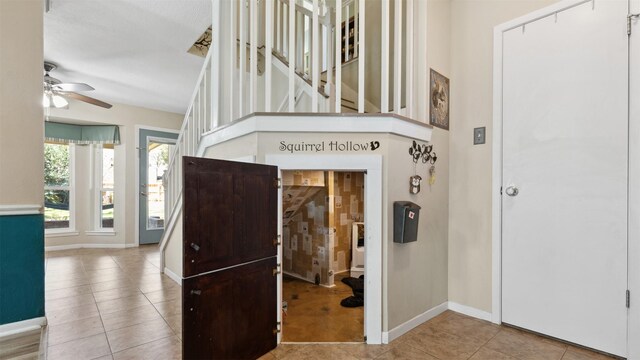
[45, 243, 135, 251]
[159, 196, 182, 271]
[85, 231, 116, 236]
[135, 125, 180, 247]
[448, 302, 492, 322]
[0, 317, 46, 338]
[198, 113, 432, 154]
[0, 205, 42, 216]
[44, 231, 79, 238]
[163, 267, 182, 286]
[382, 302, 448, 344]
[265, 154, 383, 345]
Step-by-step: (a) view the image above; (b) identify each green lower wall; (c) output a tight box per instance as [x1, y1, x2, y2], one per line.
[0, 214, 45, 325]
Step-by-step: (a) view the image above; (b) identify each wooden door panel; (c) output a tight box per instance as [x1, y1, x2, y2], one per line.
[183, 257, 277, 360]
[183, 157, 278, 277]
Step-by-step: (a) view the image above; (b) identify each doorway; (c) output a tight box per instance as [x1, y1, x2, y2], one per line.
[493, 0, 630, 357]
[280, 170, 365, 342]
[137, 128, 178, 245]
[265, 154, 383, 345]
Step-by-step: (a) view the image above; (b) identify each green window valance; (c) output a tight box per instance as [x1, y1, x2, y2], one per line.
[45, 122, 120, 145]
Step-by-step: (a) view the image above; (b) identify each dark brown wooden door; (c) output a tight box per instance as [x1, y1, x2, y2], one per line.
[182, 157, 278, 360]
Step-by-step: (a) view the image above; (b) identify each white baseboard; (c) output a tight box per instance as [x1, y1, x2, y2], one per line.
[163, 267, 182, 286]
[382, 301, 448, 344]
[0, 317, 47, 338]
[45, 243, 137, 251]
[448, 301, 492, 322]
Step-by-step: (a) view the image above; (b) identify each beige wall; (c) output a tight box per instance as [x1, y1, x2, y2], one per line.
[448, 0, 558, 312]
[45, 100, 183, 248]
[0, 0, 44, 206]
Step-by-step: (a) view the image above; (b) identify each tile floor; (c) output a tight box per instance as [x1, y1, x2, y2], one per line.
[41, 246, 616, 360]
[282, 273, 364, 342]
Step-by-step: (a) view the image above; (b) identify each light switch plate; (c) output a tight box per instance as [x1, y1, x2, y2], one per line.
[474, 127, 486, 145]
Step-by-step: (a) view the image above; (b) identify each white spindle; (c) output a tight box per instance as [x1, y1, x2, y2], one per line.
[393, 0, 402, 114]
[358, 0, 365, 113]
[381, 0, 390, 113]
[335, 0, 342, 112]
[230, 0, 236, 122]
[288, 0, 295, 112]
[312, 0, 319, 111]
[354, 0, 359, 59]
[250, 0, 257, 113]
[326, 15, 333, 100]
[265, 0, 273, 112]
[345, 5, 350, 62]
[211, 0, 220, 128]
[406, 0, 414, 118]
[239, 0, 246, 117]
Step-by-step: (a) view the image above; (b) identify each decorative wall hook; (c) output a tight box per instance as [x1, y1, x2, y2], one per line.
[408, 141, 437, 194]
[409, 141, 437, 165]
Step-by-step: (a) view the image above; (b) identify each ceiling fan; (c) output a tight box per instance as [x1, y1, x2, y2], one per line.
[43, 61, 112, 109]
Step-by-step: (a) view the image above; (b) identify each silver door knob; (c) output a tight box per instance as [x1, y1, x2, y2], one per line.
[505, 186, 519, 197]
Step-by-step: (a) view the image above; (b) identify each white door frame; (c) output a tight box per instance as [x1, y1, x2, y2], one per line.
[492, 0, 638, 358]
[265, 154, 383, 345]
[134, 125, 180, 247]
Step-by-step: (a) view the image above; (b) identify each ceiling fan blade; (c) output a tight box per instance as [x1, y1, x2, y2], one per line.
[62, 92, 113, 109]
[53, 82, 95, 92]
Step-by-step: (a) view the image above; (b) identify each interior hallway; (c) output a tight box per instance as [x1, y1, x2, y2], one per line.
[40, 246, 615, 360]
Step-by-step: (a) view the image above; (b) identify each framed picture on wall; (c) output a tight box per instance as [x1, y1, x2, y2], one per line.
[429, 69, 450, 130]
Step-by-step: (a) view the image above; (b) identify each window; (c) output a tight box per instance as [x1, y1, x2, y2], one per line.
[44, 142, 73, 231]
[95, 145, 115, 229]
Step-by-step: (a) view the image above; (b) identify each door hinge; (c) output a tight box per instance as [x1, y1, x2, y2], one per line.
[274, 178, 282, 189]
[273, 321, 282, 334]
[628, 14, 640, 36]
[627, 290, 631, 308]
[273, 263, 282, 276]
[273, 235, 281, 247]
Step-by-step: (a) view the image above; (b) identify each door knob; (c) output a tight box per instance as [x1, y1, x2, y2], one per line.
[505, 186, 519, 197]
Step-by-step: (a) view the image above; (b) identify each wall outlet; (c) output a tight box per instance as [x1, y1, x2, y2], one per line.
[474, 127, 486, 145]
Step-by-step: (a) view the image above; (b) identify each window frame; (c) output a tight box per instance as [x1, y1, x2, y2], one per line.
[44, 142, 75, 234]
[93, 144, 115, 232]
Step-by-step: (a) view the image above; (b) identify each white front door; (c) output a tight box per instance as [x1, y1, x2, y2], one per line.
[501, 0, 628, 356]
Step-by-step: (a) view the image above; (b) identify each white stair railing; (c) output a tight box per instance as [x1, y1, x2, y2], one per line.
[160, 0, 415, 266]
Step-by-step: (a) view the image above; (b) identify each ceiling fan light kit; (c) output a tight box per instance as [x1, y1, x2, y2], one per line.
[43, 61, 112, 109]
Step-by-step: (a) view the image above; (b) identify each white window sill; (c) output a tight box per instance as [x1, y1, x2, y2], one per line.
[45, 231, 79, 238]
[86, 230, 116, 236]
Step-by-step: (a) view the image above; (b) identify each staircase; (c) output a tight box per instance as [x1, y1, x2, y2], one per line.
[159, 0, 417, 273]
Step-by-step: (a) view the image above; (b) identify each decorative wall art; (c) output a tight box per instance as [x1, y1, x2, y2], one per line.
[408, 141, 438, 193]
[430, 69, 450, 130]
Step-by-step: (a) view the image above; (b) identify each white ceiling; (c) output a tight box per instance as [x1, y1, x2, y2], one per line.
[44, 0, 212, 115]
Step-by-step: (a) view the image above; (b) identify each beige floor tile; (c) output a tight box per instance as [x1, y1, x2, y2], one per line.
[277, 345, 360, 360]
[153, 298, 182, 318]
[257, 352, 277, 360]
[469, 347, 519, 360]
[82, 258, 120, 271]
[101, 303, 164, 332]
[403, 328, 482, 360]
[46, 302, 100, 326]
[374, 345, 438, 360]
[164, 313, 182, 338]
[91, 279, 134, 293]
[0, 329, 41, 359]
[96, 294, 152, 315]
[45, 284, 93, 300]
[45, 277, 91, 291]
[336, 344, 396, 359]
[484, 329, 567, 360]
[47, 333, 111, 360]
[562, 346, 617, 360]
[106, 318, 174, 353]
[143, 286, 182, 304]
[93, 286, 142, 303]
[46, 293, 95, 311]
[112, 335, 181, 360]
[93, 356, 114, 360]
[47, 315, 105, 346]
[427, 312, 501, 347]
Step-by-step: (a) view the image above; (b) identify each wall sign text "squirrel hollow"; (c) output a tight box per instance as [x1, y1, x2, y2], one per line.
[279, 140, 380, 153]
